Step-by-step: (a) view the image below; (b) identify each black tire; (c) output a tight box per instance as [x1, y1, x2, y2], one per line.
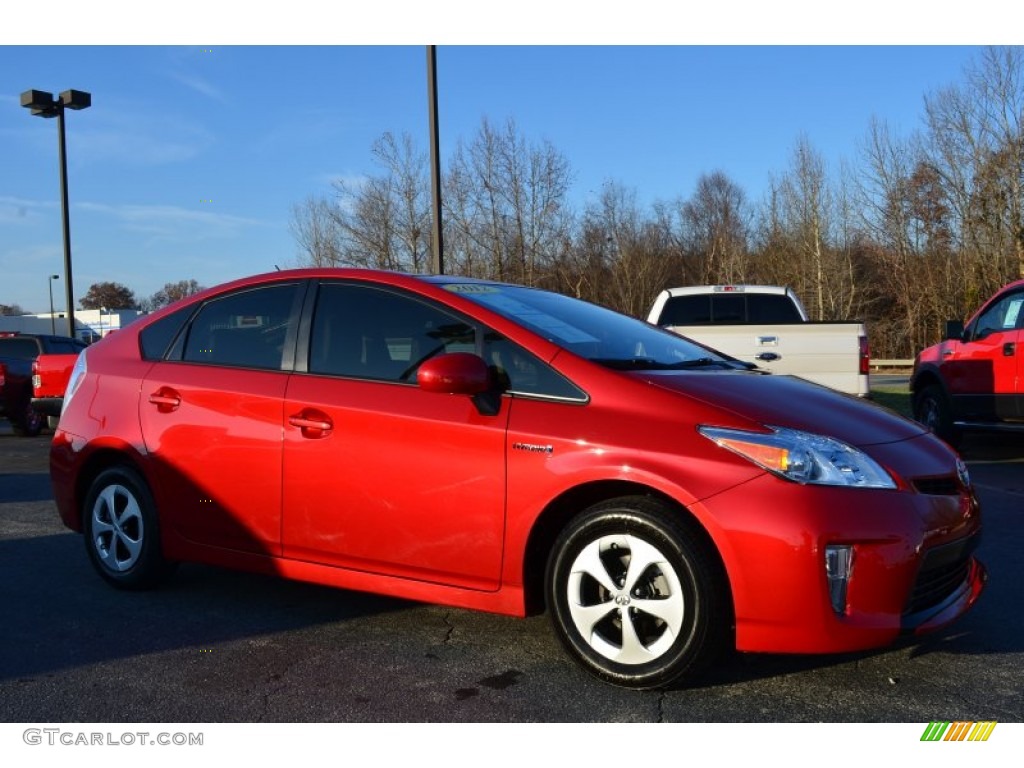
[82, 466, 173, 590]
[546, 496, 729, 689]
[914, 384, 960, 447]
[11, 401, 44, 437]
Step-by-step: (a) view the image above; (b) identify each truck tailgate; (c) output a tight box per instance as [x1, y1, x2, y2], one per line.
[665, 323, 870, 396]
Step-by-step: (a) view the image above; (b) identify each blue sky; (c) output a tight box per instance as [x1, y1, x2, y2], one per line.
[0, 5, 996, 314]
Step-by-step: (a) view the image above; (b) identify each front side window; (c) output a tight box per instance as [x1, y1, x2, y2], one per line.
[182, 283, 299, 370]
[972, 290, 1024, 340]
[309, 283, 474, 382]
[483, 331, 586, 401]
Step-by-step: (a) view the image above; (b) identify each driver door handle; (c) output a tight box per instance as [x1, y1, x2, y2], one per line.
[148, 387, 181, 412]
[289, 409, 333, 438]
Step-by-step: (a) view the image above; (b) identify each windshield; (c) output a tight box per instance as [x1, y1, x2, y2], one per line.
[443, 282, 740, 370]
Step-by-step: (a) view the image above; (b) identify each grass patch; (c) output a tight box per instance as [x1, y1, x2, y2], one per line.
[870, 386, 912, 419]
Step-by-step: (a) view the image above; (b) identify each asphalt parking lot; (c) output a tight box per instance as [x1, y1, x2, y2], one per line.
[1, 424, 1021, 723]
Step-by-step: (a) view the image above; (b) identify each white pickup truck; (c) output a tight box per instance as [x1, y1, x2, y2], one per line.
[647, 285, 870, 396]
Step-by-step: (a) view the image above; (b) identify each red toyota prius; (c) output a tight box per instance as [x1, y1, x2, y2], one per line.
[51, 269, 986, 688]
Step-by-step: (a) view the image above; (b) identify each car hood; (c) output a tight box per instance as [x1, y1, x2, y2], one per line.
[634, 370, 926, 447]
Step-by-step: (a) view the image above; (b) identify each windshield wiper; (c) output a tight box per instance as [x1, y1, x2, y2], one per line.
[592, 356, 733, 371]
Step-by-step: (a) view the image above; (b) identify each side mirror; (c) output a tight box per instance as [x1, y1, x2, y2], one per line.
[417, 352, 491, 395]
[944, 320, 964, 341]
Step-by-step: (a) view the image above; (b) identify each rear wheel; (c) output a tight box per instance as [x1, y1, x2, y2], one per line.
[11, 401, 44, 437]
[82, 466, 173, 590]
[546, 496, 729, 689]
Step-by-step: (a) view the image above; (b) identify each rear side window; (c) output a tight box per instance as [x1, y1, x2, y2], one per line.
[140, 306, 194, 360]
[182, 283, 300, 370]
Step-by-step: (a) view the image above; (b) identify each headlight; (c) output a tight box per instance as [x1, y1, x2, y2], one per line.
[699, 425, 896, 489]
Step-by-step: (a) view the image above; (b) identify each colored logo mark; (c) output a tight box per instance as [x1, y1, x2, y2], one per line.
[921, 721, 997, 741]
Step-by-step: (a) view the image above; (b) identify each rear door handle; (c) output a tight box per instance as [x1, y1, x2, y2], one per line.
[1003, 342, 1015, 357]
[148, 387, 181, 412]
[289, 409, 333, 438]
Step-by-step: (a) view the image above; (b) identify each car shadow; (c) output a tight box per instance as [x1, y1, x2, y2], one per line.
[0, 531, 412, 682]
[0, 472, 54, 503]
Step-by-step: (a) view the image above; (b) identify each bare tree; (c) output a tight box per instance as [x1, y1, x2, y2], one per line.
[445, 118, 572, 284]
[147, 279, 206, 311]
[675, 171, 750, 285]
[289, 195, 344, 267]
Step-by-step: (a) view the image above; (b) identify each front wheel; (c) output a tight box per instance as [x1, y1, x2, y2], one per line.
[546, 496, 729, 689]
[82, 466, 173, 590]
[914, 384, 960, 447]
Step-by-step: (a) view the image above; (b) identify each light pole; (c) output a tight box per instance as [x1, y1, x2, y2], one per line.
[426, 46, 444, 275]
[47, 274, 59, 334]
[20, 88, 91, 340]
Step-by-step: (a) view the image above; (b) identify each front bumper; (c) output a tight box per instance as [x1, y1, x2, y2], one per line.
[695, 441, 985, 655]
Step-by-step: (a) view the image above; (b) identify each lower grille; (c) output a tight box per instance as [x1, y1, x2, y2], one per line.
[905, 534, 979, 617]
[912, 475, 960, 496]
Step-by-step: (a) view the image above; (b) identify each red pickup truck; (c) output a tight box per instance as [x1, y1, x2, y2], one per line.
[31, 346, 92, 428]
[0, 333, 86, 435]
[911, 278, 1024, 445]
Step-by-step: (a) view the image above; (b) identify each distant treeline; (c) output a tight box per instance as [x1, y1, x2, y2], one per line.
[290, 47, 1024, 360]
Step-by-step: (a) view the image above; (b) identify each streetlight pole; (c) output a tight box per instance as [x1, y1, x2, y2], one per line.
[21, 89, 91, 340]
[48, 274, 59, 334]
[426, 46, 444, 275]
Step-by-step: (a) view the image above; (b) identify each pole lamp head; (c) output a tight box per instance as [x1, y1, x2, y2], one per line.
[60, 90, 92, 110]
[20, 89, 59, 118]
[21, 89, 91, 117]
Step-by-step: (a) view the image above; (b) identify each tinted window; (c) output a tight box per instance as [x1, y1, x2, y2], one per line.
[710, 294, 745, 323]
[973, 290, 1024, 338]
[310, 283, 474, 382]
[660, 293, 802, 325]
[0, 338, 40, 359]
[445, 282, 724, 370]
[49, 339, 88, 354]
[140, 305, 194, 361]
[182, 283, 299, 370]
[659, 295, 711, 325]
[483, 332, 586, 401]
[747, 294, 803, 323]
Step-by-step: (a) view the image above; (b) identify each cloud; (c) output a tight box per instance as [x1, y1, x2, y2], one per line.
[0, 195, 55, 223]
[78, 201, 264, 239]
[71, 109, 215, 167]
[167, 71, 226, 102]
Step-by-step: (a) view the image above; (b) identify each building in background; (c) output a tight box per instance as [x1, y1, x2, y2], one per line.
[0, 309, 144, 342]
